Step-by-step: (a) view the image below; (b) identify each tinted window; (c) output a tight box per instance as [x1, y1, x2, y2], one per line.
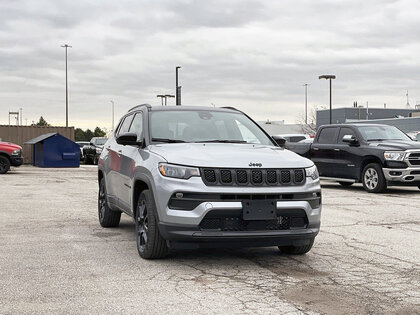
[338, 127, 356, 143]
[358, 126, 411, 141]
[129, 113, 143, 139]
[317, 127, 339, 144]
[118, 114, 134, 135]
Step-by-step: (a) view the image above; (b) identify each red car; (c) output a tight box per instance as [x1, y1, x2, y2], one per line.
[0, 141, 23, 174]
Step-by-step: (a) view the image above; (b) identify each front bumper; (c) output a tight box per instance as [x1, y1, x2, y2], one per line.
[383, 167, 420, 185]
[151, 172, 322, 247]
[10, 156, 23, 167]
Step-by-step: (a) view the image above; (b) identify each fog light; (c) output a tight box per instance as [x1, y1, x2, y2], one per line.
[389, 171, 402, 176]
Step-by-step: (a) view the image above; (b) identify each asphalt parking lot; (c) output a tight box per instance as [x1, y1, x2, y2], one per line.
[0, 166, 419, 314]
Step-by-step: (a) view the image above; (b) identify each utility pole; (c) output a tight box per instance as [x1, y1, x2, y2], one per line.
[366, 101, 369, 120]
[176, 66, 181, 105]
[406, 90, 410, 108]
[303, 84, 310, 125]
[318, 75, 336, 124]
[110, 100, 115, 130]
[61, 44, 72, 127]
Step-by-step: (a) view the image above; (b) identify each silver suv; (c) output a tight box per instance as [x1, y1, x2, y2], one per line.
[98, 105, 321, 259]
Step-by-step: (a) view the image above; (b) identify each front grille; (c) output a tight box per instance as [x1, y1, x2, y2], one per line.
[201, 168, 306, 186]
[407, 152, 420, 166]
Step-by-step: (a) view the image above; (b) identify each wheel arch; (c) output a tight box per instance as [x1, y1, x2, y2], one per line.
[132, 178, 151, 218]
[359, 156, 383, 180]
[0, 151, 12, 162]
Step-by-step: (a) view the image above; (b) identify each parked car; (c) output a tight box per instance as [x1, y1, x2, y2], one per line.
[76, 141, 89, 161]
[285, 123, 420, 193]
[407, 131, 420, 141]
[97, 105, 322, 259]
[274, 133, 311, 143]
[0, 141, 23, 174]
[83, 137, 107, 164]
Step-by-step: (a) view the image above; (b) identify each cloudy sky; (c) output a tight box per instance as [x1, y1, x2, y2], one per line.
[1, 0, 419, 129]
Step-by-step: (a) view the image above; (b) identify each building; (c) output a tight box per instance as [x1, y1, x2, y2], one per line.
[257, 120, 306, 135]
[316, 107, 420, 129]
[355, 117, 420, 133]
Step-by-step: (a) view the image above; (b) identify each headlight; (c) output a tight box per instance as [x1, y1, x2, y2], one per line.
[158, 163, 200, 179]
[305, 165, 319, 180]
[96, 148, 103, 154]
[384, 151, 405, 161]
[11, 149, 20, 156]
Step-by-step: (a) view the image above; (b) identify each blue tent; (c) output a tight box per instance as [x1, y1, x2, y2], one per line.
[25, 133, 80, 168]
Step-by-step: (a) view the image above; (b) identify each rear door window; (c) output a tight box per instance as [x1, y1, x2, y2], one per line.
[317, 127, 339, 144]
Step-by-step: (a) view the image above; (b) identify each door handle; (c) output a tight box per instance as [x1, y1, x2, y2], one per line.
[334, 148, 340, 152]
[313, 147, 319, 151]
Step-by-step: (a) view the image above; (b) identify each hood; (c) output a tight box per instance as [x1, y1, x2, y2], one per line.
[149, 143, 313, 168]
[368, 140, 420, 151]
[0, 142, 22, 150]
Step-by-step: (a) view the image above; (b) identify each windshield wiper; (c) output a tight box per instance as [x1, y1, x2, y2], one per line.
[194, 139, 248, 143]
[151, 138, 186, 143]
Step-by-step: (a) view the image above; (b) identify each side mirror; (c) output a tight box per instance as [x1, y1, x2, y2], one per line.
[116, 132, 142, 146]
[342, 135, 358, 145]
[272, 136, 286, 147]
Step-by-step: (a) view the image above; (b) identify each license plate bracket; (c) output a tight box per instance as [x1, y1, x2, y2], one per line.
[242, 200, 277, 220]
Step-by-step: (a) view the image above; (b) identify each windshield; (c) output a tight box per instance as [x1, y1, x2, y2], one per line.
[150, 110, 273, 145]
[95, 138, 107, 145]
[358, 126, 412, 142]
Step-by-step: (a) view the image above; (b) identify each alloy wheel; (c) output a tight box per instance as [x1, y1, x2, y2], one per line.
[364, 168, 378, 190]
[136, 200, 149, 250]
[98, 183, 106, 222]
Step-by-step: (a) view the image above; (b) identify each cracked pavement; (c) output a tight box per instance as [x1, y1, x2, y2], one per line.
[0, 166, 419, 314]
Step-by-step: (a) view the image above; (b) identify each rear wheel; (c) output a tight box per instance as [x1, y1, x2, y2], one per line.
[135, 190, 168, 259]
[279, 238, 314, 255]
[98, 178, 121, 227]
[362, 163, 387, 193]
[339, 182, 353, 187]
[0, 156, 11, 174]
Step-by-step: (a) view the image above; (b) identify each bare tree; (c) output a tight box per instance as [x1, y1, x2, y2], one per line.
[296, 107, 318, 134]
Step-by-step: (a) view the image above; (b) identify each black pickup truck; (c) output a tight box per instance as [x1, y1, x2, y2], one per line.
[83, 137, 107, 165]
[283, 123, 420, 193]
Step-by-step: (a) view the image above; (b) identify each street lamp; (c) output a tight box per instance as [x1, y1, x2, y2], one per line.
[61, 44, 72, 127]
[318, 74, 336, 124]
[303, 84, 310, 125]
[157, 94, 175, 106]
[110, 100, 114, 130]
[176, 66, 181, 105]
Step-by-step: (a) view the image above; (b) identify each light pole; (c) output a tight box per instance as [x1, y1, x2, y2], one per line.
[176, 66, 181, 105]
[61, 44, 72, 127]
[303, 84, 310, 125]
[318, 74, 336, 124]
[157, 94, 165, 106]
[110, 100, 114, 130]
[165, 94, 175, 106]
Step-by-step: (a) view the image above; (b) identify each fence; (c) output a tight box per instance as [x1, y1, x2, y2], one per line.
[0, 125, 75, 164]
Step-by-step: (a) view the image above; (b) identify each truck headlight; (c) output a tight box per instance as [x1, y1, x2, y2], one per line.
[305, 165, 319, 180]
[384, 151, 405, 161]
[11, 149, 20, 156]
[158, 163, 200, 180]
[96, 148, 103, 154]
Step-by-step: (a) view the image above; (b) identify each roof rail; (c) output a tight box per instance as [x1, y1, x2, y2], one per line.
[221, 106, 240, 112]
[128, 104, 152, 112]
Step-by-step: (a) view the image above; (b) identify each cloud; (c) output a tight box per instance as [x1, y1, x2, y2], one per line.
[0, 0, 419, 129]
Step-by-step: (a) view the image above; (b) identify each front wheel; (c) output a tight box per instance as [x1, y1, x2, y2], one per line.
[279, 238, 314, 255]
[135, 190, 168, 259]
[362, 163, 387, 193]
[0, 156, 11, 174]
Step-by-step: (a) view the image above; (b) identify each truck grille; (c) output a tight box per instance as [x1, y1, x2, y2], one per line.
[407, 152, 420, 166]
[201, 168, 306, 186]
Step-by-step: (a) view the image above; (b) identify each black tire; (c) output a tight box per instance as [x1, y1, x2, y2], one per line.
[279, 238, 314, 255]
[135, 190, 168, 259]
[0, 155, 11, 174]
[98, 178, 121, 227]
[339, 182, 353, 187]
[362, 163, 387, 193]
